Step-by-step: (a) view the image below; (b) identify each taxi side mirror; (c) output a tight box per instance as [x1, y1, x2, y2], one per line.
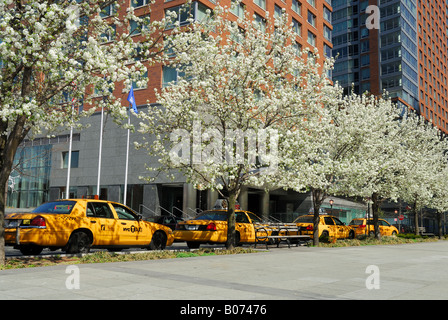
[137, 214, 143, 221]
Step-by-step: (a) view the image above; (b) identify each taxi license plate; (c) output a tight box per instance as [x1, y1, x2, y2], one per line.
[5, 219, 21, 228]
[185, 225, 199, 231]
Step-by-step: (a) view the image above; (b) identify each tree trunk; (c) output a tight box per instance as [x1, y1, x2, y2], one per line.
[0, 67, 33, 266]
[226, 192, 237, 250]
[311, 188, 325, 246]
[412, 201, 419, 236]
[371, 192, 381, 240]
[437, 211, 443, 239]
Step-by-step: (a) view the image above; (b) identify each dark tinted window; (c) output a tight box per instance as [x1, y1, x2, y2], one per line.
[32, 201, 76, 214]
[87, 202, 114, 219]
[194, 211, 227, 221]
[293, 215, 314, 223]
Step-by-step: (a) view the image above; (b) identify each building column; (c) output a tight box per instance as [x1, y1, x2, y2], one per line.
[238, 186, 248, 211]
[260, 190, 270, 220]
[183, 183, 197, 218]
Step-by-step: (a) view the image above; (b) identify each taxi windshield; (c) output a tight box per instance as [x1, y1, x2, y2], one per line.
[194, 211, 228, 221]
[32, 201, 76, 214]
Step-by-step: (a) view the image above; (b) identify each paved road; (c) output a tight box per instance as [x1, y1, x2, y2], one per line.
[1, 241, 448, 302]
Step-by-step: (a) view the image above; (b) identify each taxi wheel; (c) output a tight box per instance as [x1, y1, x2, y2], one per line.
[19, 245, 43, 256]
[348, 230, 355, 239]
[149, 231, 167, 250]
[66, 231, 91, 254]
[187, 242, 200, 249]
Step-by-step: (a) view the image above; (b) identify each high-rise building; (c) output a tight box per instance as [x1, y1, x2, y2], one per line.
[124, 0, 334, 106]
[331, 0, 448, 134]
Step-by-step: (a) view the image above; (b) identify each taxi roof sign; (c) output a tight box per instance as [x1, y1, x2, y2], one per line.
[213, 199, 241, 210]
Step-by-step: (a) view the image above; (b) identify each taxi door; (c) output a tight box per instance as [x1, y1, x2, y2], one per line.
[379, 220, 390, 235]
[86, 201, 119, 246]
[235, 212, 253, 243]
[333, 217, 348, 239]
[323, 217, 338, 238]
[110, 203, 151, 245]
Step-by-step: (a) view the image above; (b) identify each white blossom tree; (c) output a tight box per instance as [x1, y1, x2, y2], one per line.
[396, 113, 448, 235]
[279, 90, 405, 244]
[137, 6, 339, 249]
[0, 0, 171, 265]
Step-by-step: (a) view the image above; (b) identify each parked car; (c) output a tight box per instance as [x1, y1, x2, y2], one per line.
[293, 214, 355, 240]
[349, 218, 399, 237]
[174, 209, 265, 248]
[4, 199, 174, 255]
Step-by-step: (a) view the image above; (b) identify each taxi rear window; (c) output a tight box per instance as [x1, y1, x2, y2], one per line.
[194, 211, 227, 221]
[349, 219, 364, 225]
[294, 215, 314, 223]
[32, 201, 76, 214]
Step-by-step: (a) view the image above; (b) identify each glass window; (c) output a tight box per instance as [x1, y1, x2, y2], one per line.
[112, 203, 138, 220]
[131, 70, 148, 89]
[194, 211, 228, 221]
[130, 14, 150, 35]
[292, 18, 301, 36]
[32, 201, 76, 214]
[231, 0, 245, 19]
[307, 11, 316, 27]
[162, 66, 185, 87]
[307, 30, 316, 46]
[292, 0, 301, 15]
[254, 0, 266, 10]
[100, 24, 116, 43]
[254, 13, 266, 32]
[62, 151, 79, 169]
[100, 3, 116, 18]
[235, 212, 249, 223]
[87, 202, 114, 219]
[323, 6, 331, 21]
[324, 217, 335, 225]
[324, 24, 331, 40]
[131, 0, 150, 8]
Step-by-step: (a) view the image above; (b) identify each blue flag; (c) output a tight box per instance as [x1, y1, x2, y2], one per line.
[127, 85, 138, 114]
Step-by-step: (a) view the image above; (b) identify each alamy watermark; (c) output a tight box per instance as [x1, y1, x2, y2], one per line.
[169, 121, 279, 174]
[65, 265, 80, 290]
[366, 5, 380, 30]
[365, 265, 380, 290]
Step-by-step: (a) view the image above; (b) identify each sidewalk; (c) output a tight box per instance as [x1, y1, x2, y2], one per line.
[2, 241, 448, 300]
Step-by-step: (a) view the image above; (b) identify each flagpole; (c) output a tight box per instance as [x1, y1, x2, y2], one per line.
[66, 123, 73, 199]
[66, 82, 77, 199]
[124, 108, 130, 206]
[96, 106, 104, 199]
[124, 85, 138, 207]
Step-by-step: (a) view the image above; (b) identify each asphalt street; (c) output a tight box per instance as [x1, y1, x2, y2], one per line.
[1, 241, 448, 302]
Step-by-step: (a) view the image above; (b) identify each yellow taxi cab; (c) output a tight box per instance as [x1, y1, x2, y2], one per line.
[293, 214, 355, 240]
[4, 199, 174, 255]
[349, 218, 399, 237]
[174, 209, 265, 248]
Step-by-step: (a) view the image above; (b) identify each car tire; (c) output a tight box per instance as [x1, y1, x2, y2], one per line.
[149, 231, 167, 250]
[392, 231, 397, 236]
[66, 231, 91, 254]
[235, 231, 241, 246]
[187, 241, 200, 249]
[348, 230, 355, 239]
[19, 245, 43, 256]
